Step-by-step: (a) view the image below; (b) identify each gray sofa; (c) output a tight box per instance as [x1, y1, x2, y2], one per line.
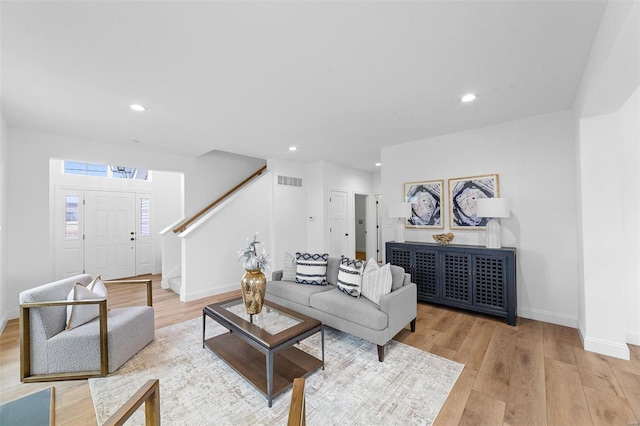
[265, 257, 417, 361]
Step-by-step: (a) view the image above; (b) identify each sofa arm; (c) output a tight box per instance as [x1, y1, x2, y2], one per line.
[379, 283, 417, 334]
[272, 270, 283, 281]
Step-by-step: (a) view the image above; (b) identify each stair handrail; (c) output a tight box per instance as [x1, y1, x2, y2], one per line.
[172, 165, 267, 234]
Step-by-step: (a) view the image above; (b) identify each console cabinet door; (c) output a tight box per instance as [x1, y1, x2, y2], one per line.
[441, 252, 472, 305]
[472, 254, 508, 313]
[387, 246, 412, 276]
[414, 249, 438, 302]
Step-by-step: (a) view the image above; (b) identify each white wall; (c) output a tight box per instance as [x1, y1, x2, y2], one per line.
[0, 116, 8, 331]
[181, 173, 273, 301]
[573, 0, 639, 358]
[382, 110, 580, 327]
[267, 158, 309, 273]
[48, 159, 183, 275]
[4, 128, 265, 320]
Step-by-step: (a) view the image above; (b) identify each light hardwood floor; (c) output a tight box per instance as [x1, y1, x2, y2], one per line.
[1, 274, 639, 425]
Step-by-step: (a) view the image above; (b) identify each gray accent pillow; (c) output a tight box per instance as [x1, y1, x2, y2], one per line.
[282, 252, 297, 281]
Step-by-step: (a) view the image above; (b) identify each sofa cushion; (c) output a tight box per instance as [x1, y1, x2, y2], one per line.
[361, 260, 393, 305]
[310, 288, 388, 331]
[295, 252, 329, 285]
[267, 280, 334, 306]
[337, 256, 364, 297]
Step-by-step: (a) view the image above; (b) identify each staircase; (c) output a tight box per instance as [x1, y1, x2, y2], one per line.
[159, 166, 273, 301]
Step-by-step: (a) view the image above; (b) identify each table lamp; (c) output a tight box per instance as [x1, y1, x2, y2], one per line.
[476, 198, 510, 248]
[388, 202, 411, 243]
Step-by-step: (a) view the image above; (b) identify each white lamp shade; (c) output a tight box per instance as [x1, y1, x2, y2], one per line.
[476, 198, 510, 218]
[388, 202, 411, 218]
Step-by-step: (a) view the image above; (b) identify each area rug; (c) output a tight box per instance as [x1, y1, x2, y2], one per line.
[89, 317, 463, 425]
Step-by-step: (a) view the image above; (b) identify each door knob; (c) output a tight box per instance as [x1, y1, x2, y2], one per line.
[130, 232, 134, 235]
[131, 237, 135, 241]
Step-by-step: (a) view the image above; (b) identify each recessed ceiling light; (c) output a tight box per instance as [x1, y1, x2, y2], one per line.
[289, 146, 297, 151]
[375, 163, 382, 167]
[130, 104, 146, 112]
[461, 94, 476, 103]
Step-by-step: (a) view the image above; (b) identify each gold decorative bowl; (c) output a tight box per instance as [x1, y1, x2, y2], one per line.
[433, 233, 454, 245]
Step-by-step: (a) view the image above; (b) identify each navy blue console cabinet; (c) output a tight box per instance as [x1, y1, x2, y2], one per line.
[386, 241, 517, 325]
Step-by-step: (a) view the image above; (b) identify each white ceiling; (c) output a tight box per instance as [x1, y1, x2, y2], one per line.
[1, 1, 607, 171]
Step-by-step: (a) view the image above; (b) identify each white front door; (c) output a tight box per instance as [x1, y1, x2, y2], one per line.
[329, 190, 349, 257]
[84, 191, 136, 280]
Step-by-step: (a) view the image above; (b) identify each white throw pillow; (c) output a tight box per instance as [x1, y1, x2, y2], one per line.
[361, 258, 393, 305]
[66, 282, 106, 330]
[337, 256, 364, 297]
[87, 275, 107, 298]
[295, 252, 329, 285]
[282, 252, 297, 281]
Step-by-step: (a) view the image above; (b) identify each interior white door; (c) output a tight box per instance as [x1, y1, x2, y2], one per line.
[329, 190, 349, 257]
[55, 188, 84, 279]
[135, 193, 153, 275]
[85, 191, 136, 280]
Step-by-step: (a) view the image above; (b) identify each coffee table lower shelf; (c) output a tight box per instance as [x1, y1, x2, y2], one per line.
[204, 332, 322, 402]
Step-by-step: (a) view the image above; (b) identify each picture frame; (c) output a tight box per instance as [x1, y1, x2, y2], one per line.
[448, 174, 499, 229]
[404, 180, 444, 229]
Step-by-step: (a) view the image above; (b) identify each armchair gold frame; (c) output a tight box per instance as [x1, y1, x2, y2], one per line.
[20, 278, 153, 383]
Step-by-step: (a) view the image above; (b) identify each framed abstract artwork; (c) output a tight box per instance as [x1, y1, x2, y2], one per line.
[448, 174, 499, 229]
[404, 180, 444, 229]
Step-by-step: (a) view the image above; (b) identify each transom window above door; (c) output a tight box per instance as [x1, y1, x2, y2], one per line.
[63, 161, 150, 181]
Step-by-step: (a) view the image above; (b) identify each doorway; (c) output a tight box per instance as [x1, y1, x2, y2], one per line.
[355, 194, 367, 261]
[328, 189, 349, 257]
[56, 188, 153, 280]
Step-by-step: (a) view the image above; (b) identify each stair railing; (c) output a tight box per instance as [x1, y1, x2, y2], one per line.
[172, 165, 267, 234]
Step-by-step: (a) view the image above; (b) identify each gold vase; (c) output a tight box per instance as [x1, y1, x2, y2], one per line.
[240, 269, 266, 315]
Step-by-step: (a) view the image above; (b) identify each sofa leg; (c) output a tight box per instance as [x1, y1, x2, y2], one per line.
[410, 318, 416, 333]
[377, 345, 385, 362]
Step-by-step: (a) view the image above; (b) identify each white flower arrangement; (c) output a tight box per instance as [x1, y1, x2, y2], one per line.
[237, 232, 271, 272]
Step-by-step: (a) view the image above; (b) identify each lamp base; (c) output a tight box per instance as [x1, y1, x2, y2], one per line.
[485, 218, 501, 248]
[395, 219, 405, 243]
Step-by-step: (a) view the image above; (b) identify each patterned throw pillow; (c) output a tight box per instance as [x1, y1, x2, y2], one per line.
[295, 252, 329, 285]
[361, 258, 393, 305]
[337, 256, 364, 297]
[66, 281, 107, 330]
[282, 252, 297, 281]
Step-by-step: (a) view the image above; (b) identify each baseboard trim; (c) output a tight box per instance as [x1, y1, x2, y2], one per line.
[584, 335, 630, 360]
[0, 309, 18, 335]
[183, 283, 238, 302]
[517, 306, 578, 328]
[626, 330, 640, 345]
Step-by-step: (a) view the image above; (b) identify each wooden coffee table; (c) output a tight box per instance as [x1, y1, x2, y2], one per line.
[202, 298, 324, 407]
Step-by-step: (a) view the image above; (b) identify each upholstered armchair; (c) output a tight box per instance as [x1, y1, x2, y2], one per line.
[19, 274, 155, 382]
